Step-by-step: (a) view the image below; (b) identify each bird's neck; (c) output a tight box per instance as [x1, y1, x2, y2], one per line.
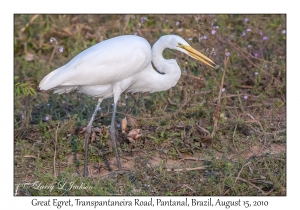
[147, 37, 181, 92]
[152, 38, 168, 71]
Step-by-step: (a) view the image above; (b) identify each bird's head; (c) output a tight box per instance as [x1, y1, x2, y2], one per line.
[166, 35, 219, 69]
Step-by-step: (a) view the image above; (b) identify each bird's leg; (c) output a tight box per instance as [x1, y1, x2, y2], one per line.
[84, 98, 103, 177]
[110, 99, 122, 171]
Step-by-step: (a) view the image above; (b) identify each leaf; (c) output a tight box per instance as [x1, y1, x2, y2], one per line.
[19, 83, 28, 87]
[127, 116, 137, 127]
[24, 52, 34, 61]
[79, 127, 86, 134]
[121, 117, 127, 133]
[16, 87, 20, 95]
[160, 129, 165, 138]
[22, 87, 27, 95]
[127, 129, 142, 142]
[127, 137, 135, 143]
[29, 87, 36, 96]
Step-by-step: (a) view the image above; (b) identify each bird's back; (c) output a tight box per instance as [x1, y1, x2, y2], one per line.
[39, 35, 152, 91]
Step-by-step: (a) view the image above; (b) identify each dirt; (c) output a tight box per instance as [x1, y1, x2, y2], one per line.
[62, 142, 285, 178]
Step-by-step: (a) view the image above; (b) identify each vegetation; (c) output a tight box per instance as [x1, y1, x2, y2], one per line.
[14, 14, 286, 196]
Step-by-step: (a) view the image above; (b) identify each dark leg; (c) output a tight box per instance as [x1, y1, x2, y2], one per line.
[110, 100, 122, 170]
[84, 98, 103, 177]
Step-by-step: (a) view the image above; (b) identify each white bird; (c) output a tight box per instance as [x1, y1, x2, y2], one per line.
[39, 34, 218, 177]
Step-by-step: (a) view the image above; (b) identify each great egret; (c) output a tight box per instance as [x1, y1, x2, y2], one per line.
[39, 34, 218, 177]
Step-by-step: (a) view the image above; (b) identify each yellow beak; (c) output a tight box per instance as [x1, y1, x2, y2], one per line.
[179, 44, 219, 69]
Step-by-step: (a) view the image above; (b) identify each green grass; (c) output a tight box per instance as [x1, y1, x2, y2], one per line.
[14, 14, 286, 196]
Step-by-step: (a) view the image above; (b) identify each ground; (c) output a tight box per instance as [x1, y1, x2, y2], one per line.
[14, 14, 286, 196]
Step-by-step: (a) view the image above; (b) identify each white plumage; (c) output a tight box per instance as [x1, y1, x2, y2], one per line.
[39, 34, 217, 176]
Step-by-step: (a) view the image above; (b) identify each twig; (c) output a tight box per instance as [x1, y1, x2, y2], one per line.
[173, 147, 182, 158]
[237, 90, 245, 113]
[247, 113, 255, 120]
[235, 177, 267, 195]
[167, 97, 177, 105]
[166, 166, 206, 172]
[54, 122, 60, 178]
[222, 188, 230, 195]
[180, 157, 205, 161]
[23, 155, 37, 159]
[212, 49, 228, 137]
[265, 189, 274, 196]
[182, 184, 196, 193]
[122, 15, 131, 33]
[20, 15, 39, 33]
[48, 46, 56, 64]
[235, 162, 251, 184]
[232, 125, 238, 152]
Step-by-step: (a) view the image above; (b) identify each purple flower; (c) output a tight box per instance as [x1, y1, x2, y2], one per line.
[254, 52, 259, 57]
[45, 116, 50, 121]
[263, 36, 268, 41]
[203, 35, 207, 39]
[213, 25, 219, 29]
[282, 29, 286, 34]
[259, 31, 263, 36]
[140, 16, 147, 23]
[176, 21, 180, 26]
[243, 95, 248, 100]
[247, 28, 251, 32]
[254, 72, 258, 75]
[242, 31, 246, 36]
[247, 45, 252, 49]
[222, 88, 226, 92]
[244, 18, 249, 22]
[225, 52, 230, 57]
[211, 30, 216, 35]
[59, 47, 64, 53]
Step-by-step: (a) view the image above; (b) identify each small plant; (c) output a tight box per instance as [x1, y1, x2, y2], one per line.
[14, 76, 36, 97]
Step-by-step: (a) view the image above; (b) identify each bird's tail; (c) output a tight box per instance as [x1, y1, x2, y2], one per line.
[39, 66, 65, 91]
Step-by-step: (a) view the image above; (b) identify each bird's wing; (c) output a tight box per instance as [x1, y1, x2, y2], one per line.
[39, 35, 152, 90]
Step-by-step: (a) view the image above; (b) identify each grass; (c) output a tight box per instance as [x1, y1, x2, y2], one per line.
[14, 14, 286, 196]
